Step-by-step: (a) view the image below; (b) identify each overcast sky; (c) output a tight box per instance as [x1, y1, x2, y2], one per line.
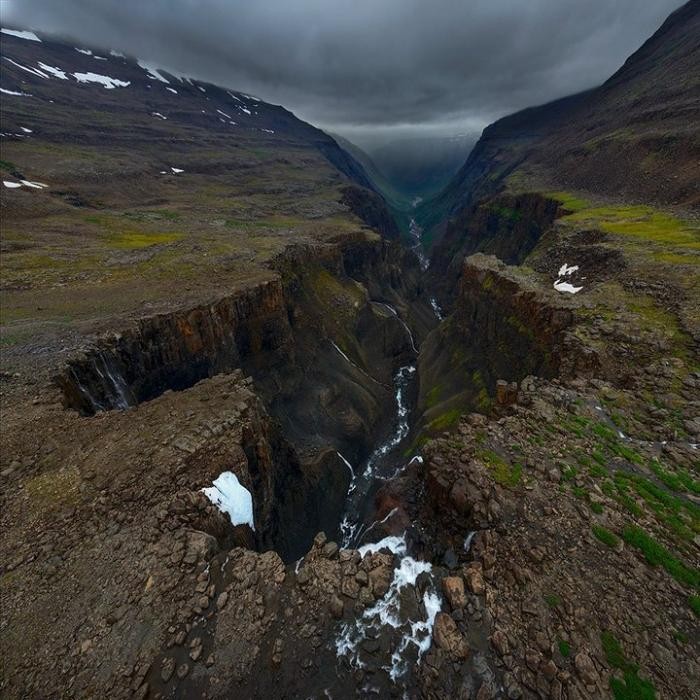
[1, 0, 685, 149]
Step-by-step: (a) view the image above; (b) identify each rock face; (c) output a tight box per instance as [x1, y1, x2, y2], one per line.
[429, 193, 561, 310]
[418, 253, 584, 429]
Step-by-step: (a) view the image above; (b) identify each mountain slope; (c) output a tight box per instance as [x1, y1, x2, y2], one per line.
[419, 0, 700, 244]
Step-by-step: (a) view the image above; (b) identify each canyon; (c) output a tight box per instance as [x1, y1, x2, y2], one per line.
[1, 3, 699, 699]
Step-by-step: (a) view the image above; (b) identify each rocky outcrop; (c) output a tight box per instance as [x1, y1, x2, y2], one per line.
[418, 253, 588, 432]
[428, 193, 561, 310]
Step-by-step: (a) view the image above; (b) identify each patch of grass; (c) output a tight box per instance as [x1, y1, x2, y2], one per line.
[24, 467, 81, 518]
[590, 502, 604, 514]
[426, 385, 443, 409]
[548, 191, 590, 213]
[0, 158, 18, 171]
[544, 593, 561, 608]
[601, 630, 657, 700]
[593, 525, 619, 548]
[478, 449, 522, 487]
[563, 204, 699, 249]
[621, 526, 699, 589]
[558, 639, 571, 657]
[107, 231, 184, 249]
[649, 460, 700, 495]
[689, 595, 700, 617]
[428, 409, 462, 433]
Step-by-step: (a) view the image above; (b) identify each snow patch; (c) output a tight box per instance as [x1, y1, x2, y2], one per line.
[20, 180, 48, 189]
[20, 127, 32, 133]
[75, 48, 92, 55]
[558, 263, 579, 277]
[37, 62, 69, 80]
[201, 471, 255, 530]
[137, 60, 170, 83]
[170, 167, 184, 174]
[3, 181, 22, 189]
[165, 87, 178, 94]
[109, 50, 126, 58]
[1, 87, 31, 97]
[72, 72, 130, 89]
[151, 112, 167, 120]
[553, 280, 582, 294]
[0, 87, 32, 97]
[216, 108, 232, 119]
[4, 58, 49, 79]
[1, 29, 41, 42]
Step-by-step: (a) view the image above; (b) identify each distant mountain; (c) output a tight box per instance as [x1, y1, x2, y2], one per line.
[368, 134, 476, 201]
[0, 26, 397, 228]
[419, 0, 700, 243]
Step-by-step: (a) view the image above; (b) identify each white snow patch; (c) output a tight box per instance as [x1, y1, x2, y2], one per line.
[109, 50, 126, 58]
[93, 55, 108, 61]
[37, 62, 69, 80]
[75, 48, 92, 55]
[553, 280, 583, 294]
[216, 108, 232, 119]
[170, 167, 184, 174]
[72, 72, 130, 89]
[1, 29, 41, 42]
[3, 181, 22, 189]
[137, 60, 170, 83]
[238, 105, 252, 115]
[242, 93, 260, 101]
[151, 112, 167, 120]
[20, 127, 32, 133]
[558, 263, 579, 277]
[0, 87, 32, 97]
[4, 58, 49, 79]
[261, 128, 274, 134]
[198, 86, 206, 93]
[165, 87, 178, 94]
[201, 471, 255, 530]
[464, 531, 476, 552]
[20, 180, 48, 189]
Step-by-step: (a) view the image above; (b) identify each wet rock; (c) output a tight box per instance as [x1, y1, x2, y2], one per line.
[329, 595, 344, 619]
[160, 657, 176, 682]
[433, 612, 469, 659]
[322, 542, 339, 559]
[441, 576, 466, 609]
[464, 563, 485, 595]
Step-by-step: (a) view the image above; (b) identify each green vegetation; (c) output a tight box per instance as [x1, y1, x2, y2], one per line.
[590, 501, 604, 514]
[562, 204, 699, 249]
[478, 449, 522, 487]
[106, 231, 184, 249]
[544, 593, 561, 608]
[548, 191, 589, 213]
[621, 526, 699, 588]
[557, 639, 571, 658]
[428, 409, 463, 433]
[649, 459, 700, 495]
[426, 385, 443, 409]
[592, 525, 619, 548]
[601, 631, 656, 700]
[689, 595, 700, 617]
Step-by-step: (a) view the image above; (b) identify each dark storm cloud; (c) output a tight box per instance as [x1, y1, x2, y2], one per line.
[2, 0, 685, 145]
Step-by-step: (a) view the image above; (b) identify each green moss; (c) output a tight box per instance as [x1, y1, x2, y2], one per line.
[590, 502, 604, 514]
[478, 449, 522, 487]
[426, 385, 443, 409]
[602, 630, 656, 700]
[0, 158, 18, 171]
[428, 409, 462, 433]
[107, 231, 184, 249]
[548, 191, 590, 213]
[621, 526, 699, 589]
[557, 639, 571, 658]
[543, 593, 561, 608]
[593, 525, 619, 548]
[689, 595, 700, 617]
